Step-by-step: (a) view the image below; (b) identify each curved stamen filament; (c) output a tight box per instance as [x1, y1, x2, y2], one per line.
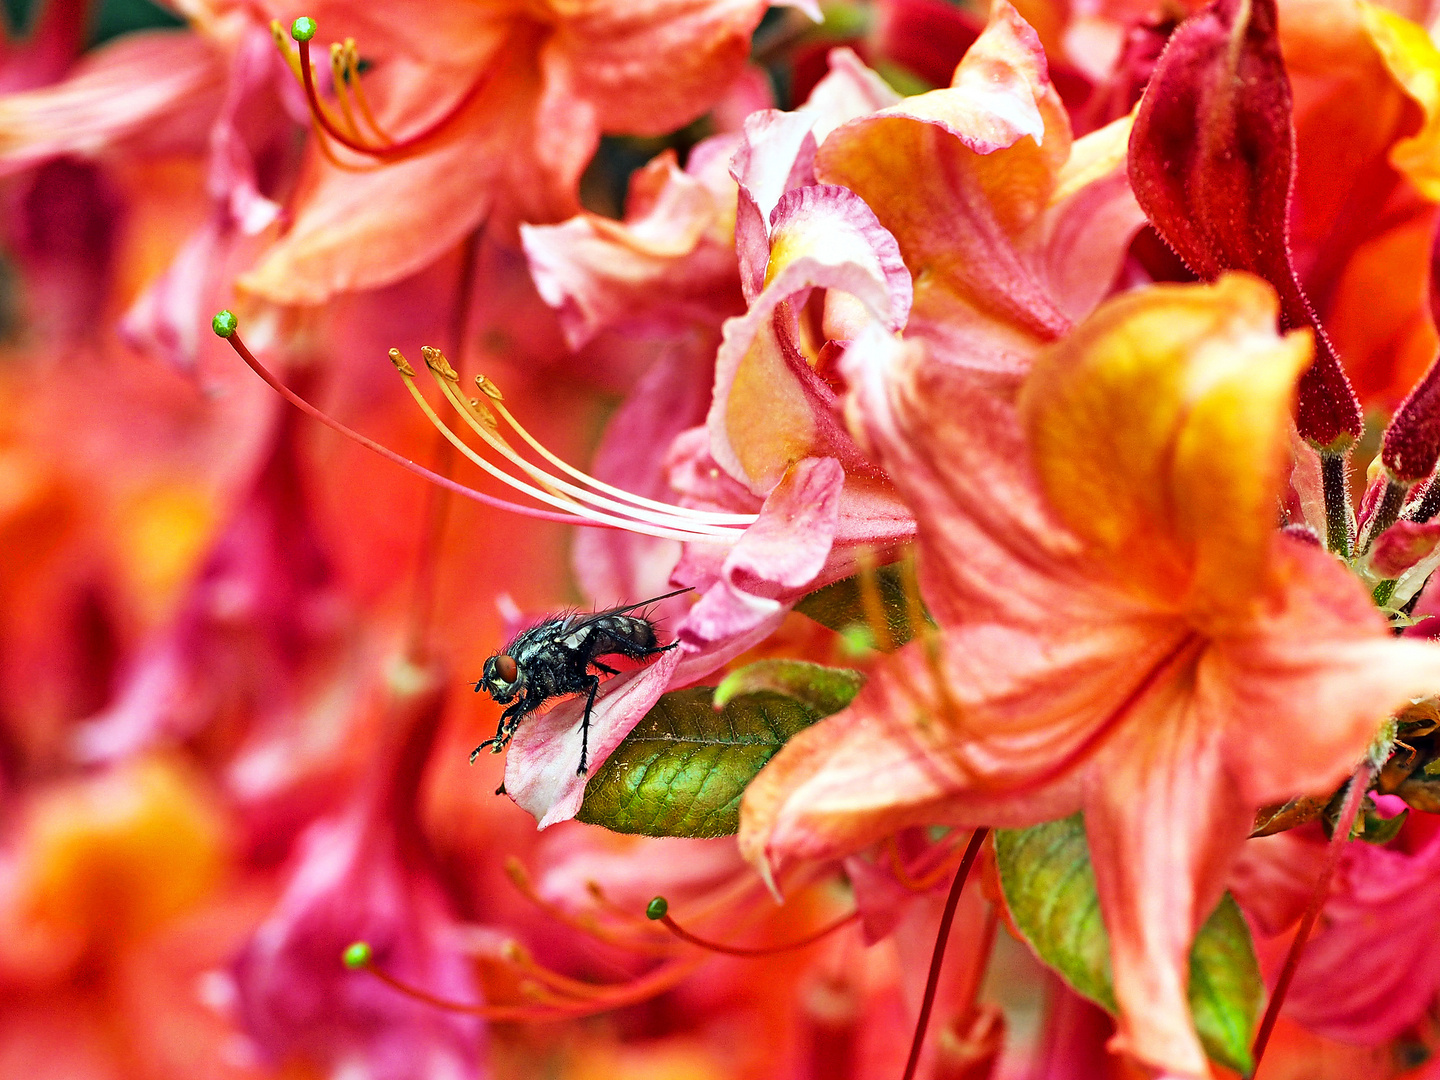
[213, 314, 594, 527]
[886, 831, 972, 893]
[646, 896, 858, 956]
[431, 354, 753, 527]
[504, 858, 681, 956]
[346, 939, 707, 1020]
[278, 18, 497, 163]
[902, 828, 990, 1080]
[426, 360, 724, 531]
[478, 381, 758, 526]
[395, 347, 752, 542]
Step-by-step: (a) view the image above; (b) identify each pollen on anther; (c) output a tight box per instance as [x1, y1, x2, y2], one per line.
[421, 346, 460, 382]
[388, 347, 416, 377]
[475, 375, 504, 401]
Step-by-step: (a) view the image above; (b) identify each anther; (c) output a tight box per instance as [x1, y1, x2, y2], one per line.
[388, 347, 416, 377]
[475, 375, 504, 401]
[421, 346, 459, 382]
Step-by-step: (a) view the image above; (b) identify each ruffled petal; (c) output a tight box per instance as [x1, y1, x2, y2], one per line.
[521, 142, 742, 349]
[680, 456, 843, 643]
[709, 184, 910, 492]
[539, 0, 774, 137]
[815, 1, 1078, 373]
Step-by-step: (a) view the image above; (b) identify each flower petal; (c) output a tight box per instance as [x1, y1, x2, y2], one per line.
[1082, 682, 1255, 1078]
[680, 456, 844, 644]
[0, 30, 224, 174]
[815, 1, 1077, 372]
[1359, 2, 1440, 202]
[708, 184, 910, 492]
[521, 141, 742, 349]
[1019, 274, 1313, 623]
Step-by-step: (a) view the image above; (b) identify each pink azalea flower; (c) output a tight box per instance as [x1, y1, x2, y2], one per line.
[241, 0, 821, 304]
[1231, 813, 1440, 1046]
[232, 664, 486, 1078]
[738, 273, 1440, 1077]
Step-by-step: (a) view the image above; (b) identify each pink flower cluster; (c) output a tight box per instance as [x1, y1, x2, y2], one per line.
[8, 0, 1440, 1077]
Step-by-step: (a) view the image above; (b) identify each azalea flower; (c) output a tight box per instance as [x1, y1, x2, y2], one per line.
[738, 273, 1440, 1076]
[242, 0, 822, 304]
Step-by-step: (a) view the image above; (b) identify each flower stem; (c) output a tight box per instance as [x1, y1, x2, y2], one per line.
[1249, 762, 1373, 1076]
[901, 827, 989, 1080]
[1320, 450, 1353, 558]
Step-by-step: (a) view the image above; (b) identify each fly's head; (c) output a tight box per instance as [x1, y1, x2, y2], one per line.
[478, 652, 523, 703]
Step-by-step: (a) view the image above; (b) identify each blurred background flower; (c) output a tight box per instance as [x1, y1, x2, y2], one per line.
[8, 0, 1440, 1078]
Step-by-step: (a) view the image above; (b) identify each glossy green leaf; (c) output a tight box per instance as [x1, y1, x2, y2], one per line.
[794, 563, 920, 649]
[995, 815, 1262, 1074]
[712, 659, 864, 715]
[576, 688, 820, 838]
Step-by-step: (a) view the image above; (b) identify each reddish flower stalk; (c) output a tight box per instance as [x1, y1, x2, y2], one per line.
[902, 828, 989, 1080]
[1249, 762, 1375, 1075]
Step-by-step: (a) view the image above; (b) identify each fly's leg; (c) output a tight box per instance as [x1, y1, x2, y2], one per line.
[591, 660, 619, 675]
[471, 702, 524, 763]
[577, 673, 601, 777]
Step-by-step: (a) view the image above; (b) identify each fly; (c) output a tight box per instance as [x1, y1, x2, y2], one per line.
[471, 587, 691, 776]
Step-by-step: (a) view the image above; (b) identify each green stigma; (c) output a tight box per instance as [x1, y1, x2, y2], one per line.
[211, 310, 237, 338]
[291, 16, 317, 41]
[342, 941, 373, 969]
[645, 896, 669, 921]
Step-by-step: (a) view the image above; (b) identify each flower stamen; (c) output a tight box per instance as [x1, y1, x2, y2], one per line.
[644, 895, 858, 956]
[392, 345, 756, 542]
[276, 17, 498, 164]
[214, 310, 751, 542]
[343, 937, 707, 1020]
[212, 312, 587, 526]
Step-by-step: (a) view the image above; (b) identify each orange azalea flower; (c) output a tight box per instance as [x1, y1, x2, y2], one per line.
[739, 275, 1440, 1077]
[241, 0, 820, 304]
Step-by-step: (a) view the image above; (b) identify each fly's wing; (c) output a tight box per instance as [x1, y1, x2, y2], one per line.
[566, 586, 693, 636]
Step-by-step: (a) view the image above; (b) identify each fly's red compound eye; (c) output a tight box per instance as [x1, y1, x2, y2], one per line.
[495, 654, 519, 683]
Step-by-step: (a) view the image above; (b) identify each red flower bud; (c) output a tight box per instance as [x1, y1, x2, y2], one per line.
[1129, 0, 1363, 448]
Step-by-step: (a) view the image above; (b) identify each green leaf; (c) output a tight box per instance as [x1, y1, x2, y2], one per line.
[576, 688, 820, 838]
[712, 660, 864, 715]
[995, 815, 1262, 1074]
[794, 563, 922, 649]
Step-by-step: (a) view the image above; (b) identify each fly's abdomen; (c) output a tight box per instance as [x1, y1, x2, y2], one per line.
[587, 615, 659, 656]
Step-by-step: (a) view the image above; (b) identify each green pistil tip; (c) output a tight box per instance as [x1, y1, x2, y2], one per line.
[211, 310, 237, 338]
[342, 941, 373, 969]
[645, 896, 669, 921]
[291, 16, 316, 41]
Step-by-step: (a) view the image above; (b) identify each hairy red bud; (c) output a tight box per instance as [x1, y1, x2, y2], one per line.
[1129, 0, 1363, 448]
[1382, 352, 1440, 481]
